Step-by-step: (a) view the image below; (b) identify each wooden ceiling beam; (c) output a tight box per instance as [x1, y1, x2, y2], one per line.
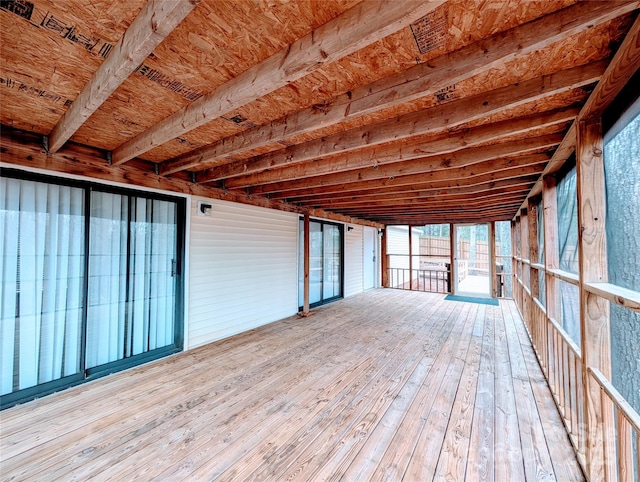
[0, 127, 381, 228]
[301, 186, 531, 209]
[270, 161, 547, 200]
[291, 177, 538, 205]
[376, 213, 516, 225]
[375, 205, 521, 217]
[245, 135, 556, 196]
[110, 0, 447, 165]
[159, 0, 636, 175]
[369, 207, 521, 221]
[48, 0, 198, 153]
[222, 108, 575, 189]
[226, 132, 562, 191]
[200, 61, 605, 183]
[329, 198, 528, 215]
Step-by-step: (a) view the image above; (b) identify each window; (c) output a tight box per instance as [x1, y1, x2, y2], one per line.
[604, 96, 640, 415]
[1, 170, 185, 408]
[536, 199, 545, 307]
[555, 163, 580, 345]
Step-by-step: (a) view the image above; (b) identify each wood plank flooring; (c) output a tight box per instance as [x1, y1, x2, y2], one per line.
[0, 289, 584, 481]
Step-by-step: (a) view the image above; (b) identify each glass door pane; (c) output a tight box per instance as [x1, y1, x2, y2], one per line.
[323, 224, 342, 300]
[309, 221, 323, 305]
[86, 193, 178, 369]
[455, 224, 491, 297]
[1, 178, 85, 395]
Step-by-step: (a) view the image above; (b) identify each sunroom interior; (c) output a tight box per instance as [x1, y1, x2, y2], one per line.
[1, 0, 639, 480]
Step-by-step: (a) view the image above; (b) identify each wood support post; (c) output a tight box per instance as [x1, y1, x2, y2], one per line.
[408, 225, 413, 290]
[542, 175, 560, 321]
[490, 221, 497, 298]
[449, 223, 456, 295]
[576, 118, 612, 481]
[381, 227, 389, 288]
[528, 199, 540, 300]
[302, 214, 310, 316]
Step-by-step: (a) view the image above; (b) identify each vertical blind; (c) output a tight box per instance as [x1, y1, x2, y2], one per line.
[1, 174, 182, 403]
[1, 178, 85, 395]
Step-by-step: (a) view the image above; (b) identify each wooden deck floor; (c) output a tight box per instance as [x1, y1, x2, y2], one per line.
[1, 290, 584, 481]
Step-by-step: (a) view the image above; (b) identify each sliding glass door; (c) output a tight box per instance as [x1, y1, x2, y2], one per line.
[299, 219, 343, 309]
[1, 178, 85, 397]
[1, 171, 184, 408]
[86, 193, 178, 372]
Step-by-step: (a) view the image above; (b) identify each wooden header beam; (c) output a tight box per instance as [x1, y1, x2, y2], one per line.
[0, 128, 382, 229]
[48, 0, 198, 153]
[111, 0, 447, 165]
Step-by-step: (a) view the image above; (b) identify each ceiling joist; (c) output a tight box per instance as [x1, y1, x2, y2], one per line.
[159, 0, 636, 176]
[111, 0, 447, 165]
[48, 0, 198, 153]
[200, 61, 605, 184]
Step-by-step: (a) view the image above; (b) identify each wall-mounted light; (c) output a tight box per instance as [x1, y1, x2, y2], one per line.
[197, 201, 212, 216]
[347, 226, 354, 232]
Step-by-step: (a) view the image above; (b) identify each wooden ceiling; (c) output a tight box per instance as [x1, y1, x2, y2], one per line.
[1, 0, 639, 226]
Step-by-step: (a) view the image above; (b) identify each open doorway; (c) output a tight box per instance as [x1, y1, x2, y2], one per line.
[454, 223, 492, 298]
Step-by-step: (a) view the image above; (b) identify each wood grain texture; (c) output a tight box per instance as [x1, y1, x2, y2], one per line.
[158, 0, 635, 175]
[0, 291, 583, 481]
[200, 62, 604, 183]
[48, 0, 198, 153]
[110, 0, 447, 165]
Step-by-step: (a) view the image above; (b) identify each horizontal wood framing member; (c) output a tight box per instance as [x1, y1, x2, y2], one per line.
[0, 128, 382, 229]
[286, 174, 542, 204]
[158, 1, 636, 176]
[222, 109, 575, 189]
[111, 0, 447, 165]
[199, 61, 605, 183]
[261, 155, 549, 199]
[514, 11, 640, 215]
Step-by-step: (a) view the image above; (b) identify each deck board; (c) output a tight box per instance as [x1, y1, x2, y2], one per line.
[0, 289, 584, 481]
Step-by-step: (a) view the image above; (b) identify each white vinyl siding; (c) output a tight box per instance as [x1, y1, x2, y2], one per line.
[188, 197, 298, 348]
[344, 225, 363, 298]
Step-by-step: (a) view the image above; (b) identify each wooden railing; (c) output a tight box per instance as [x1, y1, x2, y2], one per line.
[588, 367, 640, 482]
[387, 266, 450, 294]
[514, 264, 640, 481]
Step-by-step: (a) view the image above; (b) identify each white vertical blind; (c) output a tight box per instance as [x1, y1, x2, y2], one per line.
[86, 194, 177, 369]
[0, 178, 84, 395]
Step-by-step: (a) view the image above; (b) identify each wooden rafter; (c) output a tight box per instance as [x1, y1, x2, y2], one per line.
[222, 109, 575, 189]
[267, 160, 547, 201]
[200, 61, 605, 183]
[245, 145, 562, 194]
[48, 0, 198, 153]
[110, 0, 447, 165]
[158, 0, 636, 176]
[301, 186, 532, 209]
[240, 134, 560, 196]
[291, 177, 539, 205]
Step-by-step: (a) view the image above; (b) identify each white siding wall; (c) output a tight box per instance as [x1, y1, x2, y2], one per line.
[188, 197, 299, 349]
[344, 225, 364, 298]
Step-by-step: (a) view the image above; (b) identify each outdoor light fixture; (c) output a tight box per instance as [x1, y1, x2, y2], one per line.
[197, 201, 212, 216]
